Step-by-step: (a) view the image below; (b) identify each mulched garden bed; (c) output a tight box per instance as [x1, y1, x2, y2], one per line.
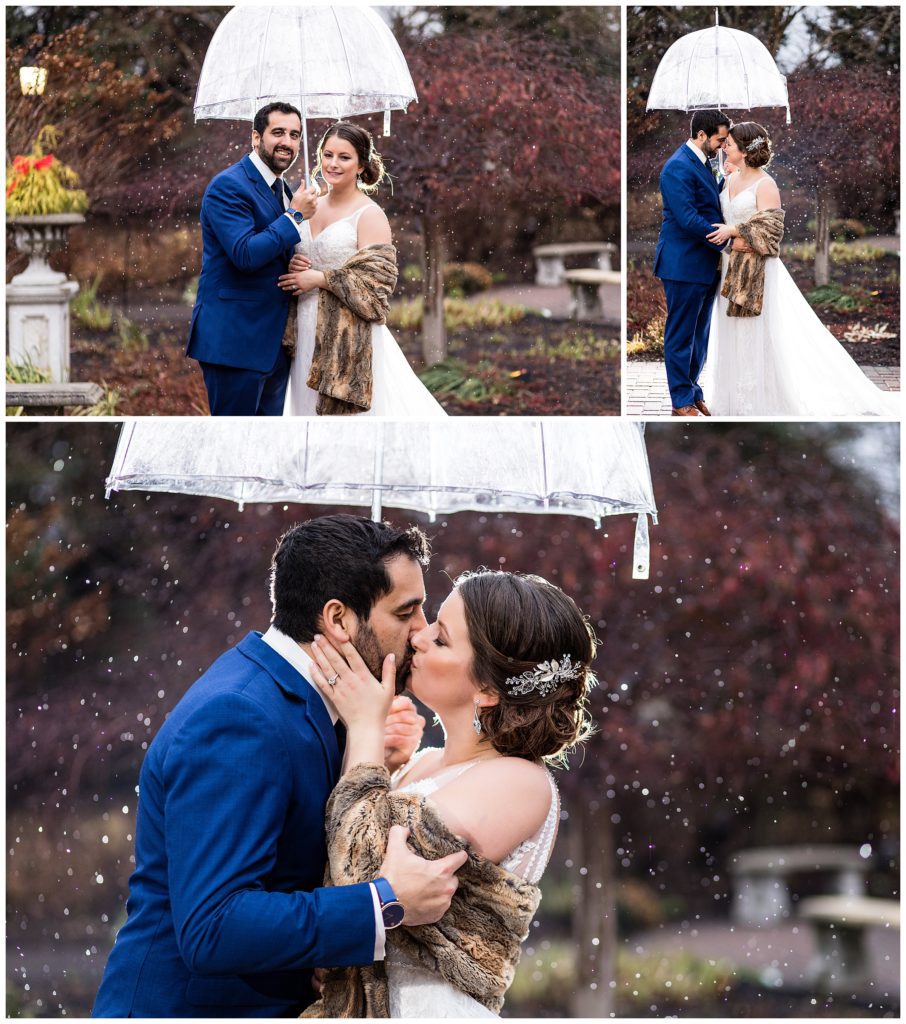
[628, 254, 900, 365]
[69, 312, 619, 416]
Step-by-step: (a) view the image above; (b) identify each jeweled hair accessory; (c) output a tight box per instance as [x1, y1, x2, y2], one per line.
[505, 655, 582, 697]
[746, 135, 766, 152]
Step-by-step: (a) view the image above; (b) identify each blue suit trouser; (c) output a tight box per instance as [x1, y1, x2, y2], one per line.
[201, 347, 291, 416]
[662, 275, 719, 408]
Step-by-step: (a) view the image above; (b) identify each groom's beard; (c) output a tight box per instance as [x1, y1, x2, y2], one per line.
[354, 622, 413, 694]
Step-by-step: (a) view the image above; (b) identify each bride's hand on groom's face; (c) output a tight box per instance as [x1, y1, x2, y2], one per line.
[310, 633, 396, 733]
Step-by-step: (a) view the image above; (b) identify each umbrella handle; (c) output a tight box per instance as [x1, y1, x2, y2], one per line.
[632, 513, 651, 580]
[302, 109, 311, 188]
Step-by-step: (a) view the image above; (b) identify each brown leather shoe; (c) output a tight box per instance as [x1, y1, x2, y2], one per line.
[694, 399, 712, 416]
[671, 405, 700, 417]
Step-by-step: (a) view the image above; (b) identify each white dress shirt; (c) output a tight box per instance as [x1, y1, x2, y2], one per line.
[260, 625, 387, 960]
[685, 138, 708, 164]
[249, 149, 306, 241]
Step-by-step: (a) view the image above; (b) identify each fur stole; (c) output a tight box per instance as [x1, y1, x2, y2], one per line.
[300, 763, 541, 1018]
[720, 207, 785, 317]
[306, 243, 398, 415]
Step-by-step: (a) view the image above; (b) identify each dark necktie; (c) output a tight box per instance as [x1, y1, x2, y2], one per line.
[272, 178, 284, 210]
[334, 718, 347, 756]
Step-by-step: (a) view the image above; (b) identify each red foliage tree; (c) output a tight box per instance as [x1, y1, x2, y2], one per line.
[381, 29, 620, 362]
[776, 66, 899, 285]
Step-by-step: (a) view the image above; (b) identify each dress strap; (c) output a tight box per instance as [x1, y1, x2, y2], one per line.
[349, 202, 375, 224]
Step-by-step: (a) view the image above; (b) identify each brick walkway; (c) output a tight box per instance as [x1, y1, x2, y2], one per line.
[625, 361, 900, 417]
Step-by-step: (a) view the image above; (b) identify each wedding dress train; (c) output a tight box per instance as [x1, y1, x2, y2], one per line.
[704, 176, 900, 417]
[386, 749, 559, 1017]
[283, 204, 447, 417]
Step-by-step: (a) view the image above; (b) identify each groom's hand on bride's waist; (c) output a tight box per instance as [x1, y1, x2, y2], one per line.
[378, 824, 467, 926]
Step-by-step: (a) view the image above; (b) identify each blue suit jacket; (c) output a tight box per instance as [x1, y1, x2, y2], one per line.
[187, 156, 302, 372]
[93, 632, 375, 1018]
[654, 144, 726, 285]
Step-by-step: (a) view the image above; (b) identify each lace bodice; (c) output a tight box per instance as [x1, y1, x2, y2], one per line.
[720, 173, 769, 225]
[392, 747, 559, 885]
[294, 203, 373, 284]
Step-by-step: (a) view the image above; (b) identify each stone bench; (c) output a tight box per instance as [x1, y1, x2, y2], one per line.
[728, 845, 871, 926]
[533, 241, 616, 286]
[6, 382, 103, 415]
[564, 269, 621, 321]
[799, 895, 899, 993]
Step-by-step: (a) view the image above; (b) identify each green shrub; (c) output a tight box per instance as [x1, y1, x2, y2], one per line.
[627, 316, 665, 356]
[6, 356, 51, 415]
[443, 261, 494, 295]
[418, 359, 494, 400]
[806, 217, 869, 240]
[785, 241, 887, 264]
[72, 273, 114, 330]
[388, 297, 527, 332]
[805, 283, 870, 312]
[182, 276, 199, 304]
[6, 355, 50, 384]
[401, 263, 423, 284]
[117, 316, 149, 352]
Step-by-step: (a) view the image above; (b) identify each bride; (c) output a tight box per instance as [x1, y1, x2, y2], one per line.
[278, 122, 446, 417]
[303, 570, 595, 1017]
[704, 121, 900, 417]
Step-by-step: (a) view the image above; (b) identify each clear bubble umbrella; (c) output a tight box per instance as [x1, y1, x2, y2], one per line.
[106, 420, 659, 579]
[646, 14, 791, 124]
[194, 4, 418, 183]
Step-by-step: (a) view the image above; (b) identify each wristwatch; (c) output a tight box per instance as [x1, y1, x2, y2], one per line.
[373, 876, 405, 929]
[288, 209, 304, 224]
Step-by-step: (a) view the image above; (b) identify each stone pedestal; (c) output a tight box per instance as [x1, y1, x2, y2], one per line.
[6, 214, 84, 382]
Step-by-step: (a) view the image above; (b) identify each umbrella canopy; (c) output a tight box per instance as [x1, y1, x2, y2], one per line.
[106, 420, 659, 579]
[194, 5, 417, 179]
[647, 24, 790, 124]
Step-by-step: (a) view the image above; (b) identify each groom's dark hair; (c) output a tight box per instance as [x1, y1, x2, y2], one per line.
[253, 102, 302, 135]
[269, 515, 430, 641]
[690, 109, 731, 139]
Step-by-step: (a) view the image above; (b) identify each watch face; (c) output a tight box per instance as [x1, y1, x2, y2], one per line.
[383, 901, 405, 929]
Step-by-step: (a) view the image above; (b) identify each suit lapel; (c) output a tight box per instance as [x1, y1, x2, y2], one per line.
[241, 155, 290, 217]
[237, 632, 342, 782]
[682, 144, 718, 197]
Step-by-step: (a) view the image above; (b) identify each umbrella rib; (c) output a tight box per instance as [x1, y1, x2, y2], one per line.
[255, 7, 274, 114]
[727, 30, 750, 108]
[330, 5, 355, 119]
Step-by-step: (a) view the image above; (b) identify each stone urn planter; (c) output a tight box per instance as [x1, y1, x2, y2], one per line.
[7, 213, 84, 382]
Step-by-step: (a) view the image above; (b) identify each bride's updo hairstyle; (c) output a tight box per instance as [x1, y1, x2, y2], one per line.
[313, 121, 387, 193]
[456, 570, 596, 766]
[728, 121, 773, 169]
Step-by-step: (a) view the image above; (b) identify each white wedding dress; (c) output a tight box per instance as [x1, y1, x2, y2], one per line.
[386, 748, 560, 1018]
[283, 204, 447, 417]
[704, 175, 900, 417]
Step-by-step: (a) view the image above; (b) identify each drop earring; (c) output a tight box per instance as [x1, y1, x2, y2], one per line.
[472, 699, 482, 735]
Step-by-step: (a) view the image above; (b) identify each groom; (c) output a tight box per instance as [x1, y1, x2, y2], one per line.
[93, 515, 466, 1017]
[654, 110, 745, 417]
[187, 102, 320, 416]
